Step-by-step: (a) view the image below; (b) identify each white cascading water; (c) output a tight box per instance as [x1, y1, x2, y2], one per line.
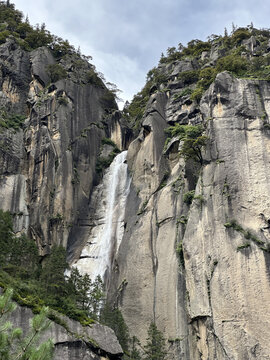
[73, 151, 130, 281]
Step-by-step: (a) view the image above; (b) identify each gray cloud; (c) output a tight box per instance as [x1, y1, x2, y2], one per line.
[13, 0, 270, 103]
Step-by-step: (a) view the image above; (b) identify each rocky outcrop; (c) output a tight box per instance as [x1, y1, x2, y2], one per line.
[0, 38, 128, 359]
[7, 300, 122, 360]
[0, 37, 31, 113]
[30, 47, 55, 86]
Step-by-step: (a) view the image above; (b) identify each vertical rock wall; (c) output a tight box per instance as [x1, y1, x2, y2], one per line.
[184, 72, 270, 359]
[107, 92, 191, 358]
[0, 39, 120, 258]
[107, 72, 270, 359]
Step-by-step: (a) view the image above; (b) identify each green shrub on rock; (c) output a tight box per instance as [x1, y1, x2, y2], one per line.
[165, 124, 208, 164]
[46, 63, 67, 83]
[216, 54, 248, 75]
[183, 190, 195, 205]
[0, 108, 26, 131]
[178, 70, 199, 85]
[86, 69, 104, 87]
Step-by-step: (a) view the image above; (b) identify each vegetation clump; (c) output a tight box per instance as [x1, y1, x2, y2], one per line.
[46, 63, 67, 83]
[0, 107, 26, 131]
[237, 243, 251, 251]
[96, 138, 121, 173]
[0, 210, 105, 325]
[126, 24, 270, 124]
[0, 1, 114, 105]
[178, 70, 199, 85]
[100, 90, 118, 110]
[100, 304, 130, 352]
[57, 96, 68, 106]
[0, 210, 167, 358]
[143, 322, 167, 360]
[0, 1, 74, 54]
[176, 240, 185, 268]
[183, 190, 195, 205]
[86, 68, 105, 87]
[165, 124, 208, 164]
[173, 87, 192, 100]
[96, 151, 120, 173]
[224, 219, 267, 251]
[0, 209, 144, 358]
[122, 67, 168, 130]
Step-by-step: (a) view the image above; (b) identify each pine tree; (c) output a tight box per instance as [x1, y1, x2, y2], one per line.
[0, 210, 13, 266]
[69, 268, 91, 311]
[231, 22, 237, 34]
[88, 275, 104, 317]
[9, 234, 39, 274]
[41, 245, 68, 299]
[159, 52, 165, 62]
[68, 269, 105, 318]
[177, 43, 184, 52]
[166, 46, 176, 57]
[143, 322, 167, 360]
[129, 336, 142, 359]
[100, 304, 130, 352]
[0, 288, 54, 359]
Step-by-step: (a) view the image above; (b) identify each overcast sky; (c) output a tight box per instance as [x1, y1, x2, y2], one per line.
[12, 0, 270, 105]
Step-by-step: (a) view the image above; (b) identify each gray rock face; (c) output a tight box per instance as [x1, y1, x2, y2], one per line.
[8, 302, 122, 360]
[242, 35, 258, 54]
[183, 72, 270, 359]
[106, 71, 270, 359]
[26, 77, 107, 253]
[0, 40, 31, 234]
[0, 40, 123, 254]
[170, 59, 198, 79]
[108, 92, 190, 359]
[30, 47, 56, 86]
[209, 44, 226, 63]
[0, 38, 31, 113]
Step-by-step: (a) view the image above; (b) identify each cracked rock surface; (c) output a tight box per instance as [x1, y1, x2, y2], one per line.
[108, 72, 270, 359]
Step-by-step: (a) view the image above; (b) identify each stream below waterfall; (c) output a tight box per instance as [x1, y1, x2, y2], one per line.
[73, 151, 131, 281]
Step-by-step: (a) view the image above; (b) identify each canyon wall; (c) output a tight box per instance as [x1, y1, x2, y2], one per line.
[1, 32, 270, 359]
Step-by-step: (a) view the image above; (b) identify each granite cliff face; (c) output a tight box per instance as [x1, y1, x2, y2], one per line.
[1, 26, 270, 360]
[105, 61, 270, 358]
[108, 70, 270, 359]
[0, 37, 125, 253]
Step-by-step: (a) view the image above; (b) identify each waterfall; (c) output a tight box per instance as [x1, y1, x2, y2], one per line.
[73, 151, 130, 281]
